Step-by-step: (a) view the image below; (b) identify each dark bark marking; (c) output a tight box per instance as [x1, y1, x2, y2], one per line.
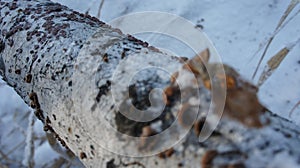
[95, 80, 111, 102]
[121, 161, 146, 168]
[157, 148, 174, 159]
[0, 55, 6, 78]
[127, 35, 148, 47]
[106, 159, 117, 168]
[115, 111, 149, 137]
[0, 40, 5, 53]
[52, 114, 56, 120]
[80, 152, 87, 159]
[68, 127, 72, 134]
[24, 73, 32, 83]
[29, 92, 45, 121]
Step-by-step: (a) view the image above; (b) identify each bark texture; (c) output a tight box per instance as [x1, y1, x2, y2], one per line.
[1, 0, 300, 167]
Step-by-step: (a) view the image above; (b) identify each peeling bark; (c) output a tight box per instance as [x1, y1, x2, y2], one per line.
[1, 0, 300, 167]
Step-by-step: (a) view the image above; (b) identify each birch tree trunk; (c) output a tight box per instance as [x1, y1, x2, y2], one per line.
[1, 0, 300, 167]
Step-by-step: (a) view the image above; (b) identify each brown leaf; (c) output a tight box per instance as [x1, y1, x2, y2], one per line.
[173, 49, 267, 128]
[221, 65, 266, 128]
[184, 48, 209, 76]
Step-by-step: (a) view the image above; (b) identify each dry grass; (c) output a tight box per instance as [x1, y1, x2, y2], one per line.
[252, 0, 300, 80]
[253, 0, 300, 117]
[97, 0, 105, 19]
[289, 101, 300, 117]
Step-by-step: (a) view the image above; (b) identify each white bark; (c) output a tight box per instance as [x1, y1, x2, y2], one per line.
[1, 0, 300, 167]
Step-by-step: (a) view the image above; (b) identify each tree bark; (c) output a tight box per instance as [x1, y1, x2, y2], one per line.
[1, 0, 300, 167]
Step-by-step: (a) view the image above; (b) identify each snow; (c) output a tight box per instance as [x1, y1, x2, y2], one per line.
[267, 151, 299, 168]
[1, 0, 300, 166]
[33, 142, 62, 167]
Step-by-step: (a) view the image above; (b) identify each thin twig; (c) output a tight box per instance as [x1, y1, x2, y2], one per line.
[289, 101, 300, 117]
[0, 150, 12, 163]
[0, 149, 23, 166]
[97, 0, 105, 19]
[22, 111, 35, 168]
[6, 141, 25, 156]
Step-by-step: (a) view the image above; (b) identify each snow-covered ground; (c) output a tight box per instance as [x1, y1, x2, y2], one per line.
[1, 0, 299, 167]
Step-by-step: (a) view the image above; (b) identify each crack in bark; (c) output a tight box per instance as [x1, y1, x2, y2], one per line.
[0, 56, 6, 78]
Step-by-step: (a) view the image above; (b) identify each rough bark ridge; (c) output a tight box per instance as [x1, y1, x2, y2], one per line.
[1, 0, 300, 167]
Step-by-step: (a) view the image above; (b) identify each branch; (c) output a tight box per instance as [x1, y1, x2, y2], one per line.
[1, 0, 300, 167]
